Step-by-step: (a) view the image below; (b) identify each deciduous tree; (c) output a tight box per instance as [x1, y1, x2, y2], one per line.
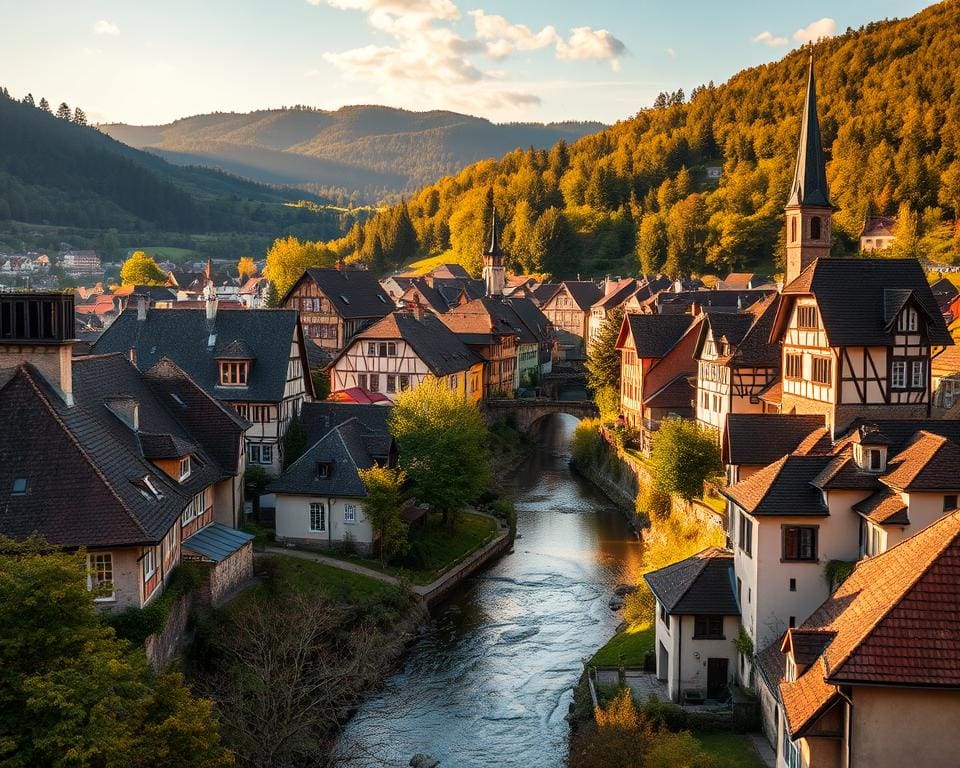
[358, 465, 410, 565]
[648, 417, 723, 501]
[120, 250, 166, 285]
[262, 236, 336, 298]
[236, 256, 257, 279]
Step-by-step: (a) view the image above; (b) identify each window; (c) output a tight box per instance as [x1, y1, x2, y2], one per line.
[944, 495, 958, 512]
[317, 462, 330, 479]
[898, 307, 918, 332]
[738, 512, 753, 557]
[891, 361, 907, 389]
[11, 478, 27, 494]
[660, 604, 668, 625]
[785, 353, 802, 380]
[911, 360, 925, 389]
[247, 444, 274, 465]
[790, 217, 797, 243]
[783, 526, 818, 561]
[369, 374, 380, 392]
[388, 342, 397, 356]
[789, 578, 796, 592]
[88, 553, 114, 601]
[400, 375, 410, 391]
[358, 373, 368, 390]
[797, 305, 818, 329]
[377, 342, 388, 357]
[811, 357, 831, 385]
[310, 502, 326, 532]
[864, 521, 883, 557]
[694, 615, 724, 639]
[387, 375, 396, 393]
[810, 215, 822, 240]
[178, 456, 191, 481]
[367, 342, 376, 356]
[142, 547, 156, 582]
[234, 403, 248, 419]
[181, 493, 204, 526]
[783, 727, 801, 768]
[219, 361, 248, 386]
[448, 374, 458, 390]
[868, 448, 882, 471]
[344, 504, 357, 524]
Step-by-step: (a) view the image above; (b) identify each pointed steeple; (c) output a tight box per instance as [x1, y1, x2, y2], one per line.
[787, 55, 831, 208]
[485, 207, 502, 264]
[482, 197, 506, 297]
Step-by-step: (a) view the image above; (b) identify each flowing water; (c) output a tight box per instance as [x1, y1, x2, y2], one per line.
[342, 414, 642, 767]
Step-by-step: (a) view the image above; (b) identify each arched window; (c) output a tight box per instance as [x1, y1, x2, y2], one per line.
[810, 216, 822, 241]
[791, 217, 797, 243]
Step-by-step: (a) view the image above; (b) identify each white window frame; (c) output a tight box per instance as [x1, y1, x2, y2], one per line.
[310, 502, 326, 532]
[344, 503, 357, 524]
[142, 547, 156, 582]
[898, 307, 918, 332]
[88, 552, 115, 602]
[911, 359, 925, 389]
[178, 455, 191, 482]
[891, 361, 907, 389]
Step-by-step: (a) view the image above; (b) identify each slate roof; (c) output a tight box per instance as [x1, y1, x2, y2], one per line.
[0, 354, 245, 548]
[617, 314, 696, 358]
[285, 268, 393, 319]
[532, 283, 562, 306]
[504, 297, 554, 343]
[930, 277, 959, 313]
[786, 57, 831, 209]
[643, 547, 740, 616]
[722, 414, 826, 467]
[554, 281, 603, 311]
[592, 279, 639, 311]
[299, 401, 392, 446]
[656, 289, 773, 316]
[780, 510, 960, 737]
[643, 374, 694, 410]
[399, 278, 450, 314]
[93, 307, 310, 403]
[340, 311, 480, 377]
[721, 455, 832, 516]
[777, 258, 952, 346]
[859, 215, 896, 239]
[182, 522, 253, 562]
[267, 418, 380, 497]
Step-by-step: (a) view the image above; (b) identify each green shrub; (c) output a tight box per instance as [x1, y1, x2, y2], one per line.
[107, 563, 204, 645]
[622, 586, 655, 627]
[636, 482, 671, 520]
[571, 418, 604, 467]
[642, 694, 689, 731]
[648, 418, 723, 501]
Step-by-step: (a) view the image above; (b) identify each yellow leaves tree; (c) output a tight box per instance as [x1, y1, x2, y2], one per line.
[236, 256, 257, 279]
[120, 251, 166, 286]
[262, 236, 336, 298]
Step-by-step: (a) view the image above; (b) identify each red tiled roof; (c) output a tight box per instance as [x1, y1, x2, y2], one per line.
[882, 431, 960, 491]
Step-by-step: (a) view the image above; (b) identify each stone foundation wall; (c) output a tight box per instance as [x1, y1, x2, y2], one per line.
[274, 536, 374, 556]
[145, 593, 192, 672]
[207, 542, 254, 606]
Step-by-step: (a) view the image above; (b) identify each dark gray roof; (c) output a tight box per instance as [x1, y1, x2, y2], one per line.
[268, 418, 379, 497]
[787, 57, 831, 209]
[299, 401, 392, 446]
[560, 281, 604, 311]
[182, 522, 253, 562]
[620, 314, 695, 358]
[139, 431, 197, 460]
[503, 297, 553, 343]
[287, 268, 393, 319]
[643, 547, 740, 616]
[723, 414, 826, 467]
[0, 354, 246, 548]
[656, 289, 773, 315]
[304, 339, 334, 370]
[779, 259, 952, 347]
[93, 307, 308, 403]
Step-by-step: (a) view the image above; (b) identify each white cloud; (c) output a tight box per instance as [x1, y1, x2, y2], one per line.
[470, 10, 559, 59]
[751, 30, 788, 47]
[81, 47, 103, 57]
[93, 19, 120, 36]
[556, 27, 626, 71]
[665, 47, 676, 58]
[793, 17, 836, 43]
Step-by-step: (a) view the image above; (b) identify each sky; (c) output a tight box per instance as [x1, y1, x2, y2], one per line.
[0, 0, 934, 126]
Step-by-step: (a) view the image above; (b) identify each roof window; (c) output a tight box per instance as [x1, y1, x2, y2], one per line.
[143, 475, 164, 501]
[11, 478, 27, 495]
[340, 294, 351, 305]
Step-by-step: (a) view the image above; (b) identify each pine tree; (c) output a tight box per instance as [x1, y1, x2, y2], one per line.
[55, 102, 71, 120]
[38, 97, 50, 112]
[72, 107, 87, 126]
[22, 93, 34, 107]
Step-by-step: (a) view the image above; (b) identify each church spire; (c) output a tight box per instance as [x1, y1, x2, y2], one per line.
[784, 54, 833, 286]
[787, 54, 831, 208]
[482, 194, 506, 297]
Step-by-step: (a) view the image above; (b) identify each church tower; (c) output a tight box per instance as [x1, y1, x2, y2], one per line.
[784, 56, 832, 286]
[483, 207, 506, 297]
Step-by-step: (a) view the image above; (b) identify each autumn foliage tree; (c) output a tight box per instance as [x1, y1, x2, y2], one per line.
[236, 256, 257, 279]
[262, 236, 336, 298]
[358, 465, 411, 565]
[120, 250, 167, 285]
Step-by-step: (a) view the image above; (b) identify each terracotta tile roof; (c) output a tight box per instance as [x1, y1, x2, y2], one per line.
[439, 297, 518, 345]
[811, 453, 880, 491]
[643, 547, 740, 616]
[852, 490, 910, 525]
[882, 431, 960, 492]
[757, 378, 781, 406]
[721, 455, 831, 516]
[781, 511, 960, 736]
[718, 272, 756, 290]
[722, 414, 825, 467]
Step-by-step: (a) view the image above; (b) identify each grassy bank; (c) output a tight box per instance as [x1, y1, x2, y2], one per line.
[696, 733, 768, 768]
[590, 622, 655, 667]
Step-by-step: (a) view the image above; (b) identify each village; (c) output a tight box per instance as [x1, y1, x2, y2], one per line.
[4, 4, 960, 764]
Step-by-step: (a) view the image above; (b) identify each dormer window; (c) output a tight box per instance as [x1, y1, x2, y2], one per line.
[179, 455, 192, 482]
[797, 305, 818, 329]
[317, 462, 331, 479]
[854, 443, 886, 472]
[897, 307, 919, 333]
[11, 478, 27, 495]
[785, 654, 797, 683]
[143, 475, 163, 501]
[220, 361, 249, 386]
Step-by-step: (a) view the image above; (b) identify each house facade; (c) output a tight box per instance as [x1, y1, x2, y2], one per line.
[282, 267, 393, 352]
[539, 281, 603, 361]
[440, 298, 519, 397]
[328, 310, 483, 403]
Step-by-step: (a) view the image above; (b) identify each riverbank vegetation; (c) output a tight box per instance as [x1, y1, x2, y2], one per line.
[191, 555, 420, 767]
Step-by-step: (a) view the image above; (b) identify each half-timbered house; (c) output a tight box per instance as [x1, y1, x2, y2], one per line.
[94, 298, 312, 476]
[771, 258, 952, 437]
[694, 295, 781, 435]
[539, 281, 603, 361]
[281, 268, 393, 353]
[440, 298, 519, 397]
[328, 310, 483, 403]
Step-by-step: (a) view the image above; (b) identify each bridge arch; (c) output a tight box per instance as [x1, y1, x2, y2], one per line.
[482, 399, 599, 432]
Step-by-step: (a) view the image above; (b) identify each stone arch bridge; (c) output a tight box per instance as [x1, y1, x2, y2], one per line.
[482, 398, 599, 431]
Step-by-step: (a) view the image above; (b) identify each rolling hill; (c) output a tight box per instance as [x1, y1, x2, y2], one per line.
[315, 1, 960, 280]
[100, 106, 606, 202]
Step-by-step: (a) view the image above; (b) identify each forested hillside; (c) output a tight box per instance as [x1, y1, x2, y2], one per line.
[319, 1, 960, 280]
[0, 92, 364, 256]
[101, 107, 605, 203]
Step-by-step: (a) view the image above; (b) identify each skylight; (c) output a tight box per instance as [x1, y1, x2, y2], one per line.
[143, 475, 164, 501]
[170, 393, 186, 407]
[340, 294, 350, 304]
[377, 295, 386, 303]
[12, 478, 27, 495]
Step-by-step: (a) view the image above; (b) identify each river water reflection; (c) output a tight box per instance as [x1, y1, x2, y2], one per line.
[342, 414, 642, 767]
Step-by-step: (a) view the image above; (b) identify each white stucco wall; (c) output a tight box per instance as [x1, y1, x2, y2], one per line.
[274, 493, 375, 552]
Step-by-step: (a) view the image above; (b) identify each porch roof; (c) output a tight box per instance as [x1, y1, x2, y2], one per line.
[182, 522, 254, 562]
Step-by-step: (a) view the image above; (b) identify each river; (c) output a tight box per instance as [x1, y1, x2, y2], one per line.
[341, 414, 642, 768]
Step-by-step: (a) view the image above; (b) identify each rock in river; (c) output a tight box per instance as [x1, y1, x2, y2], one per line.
[410, 755, 439, 768]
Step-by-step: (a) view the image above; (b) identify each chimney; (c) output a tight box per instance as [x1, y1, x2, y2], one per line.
[0, 293, 76, 406]
[203, 282, 218, 322]
[604, 276, 618, 297]
[410, 298, 425, 321]
[136, 295, 147, 321]
[129, 347, 137, 366]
